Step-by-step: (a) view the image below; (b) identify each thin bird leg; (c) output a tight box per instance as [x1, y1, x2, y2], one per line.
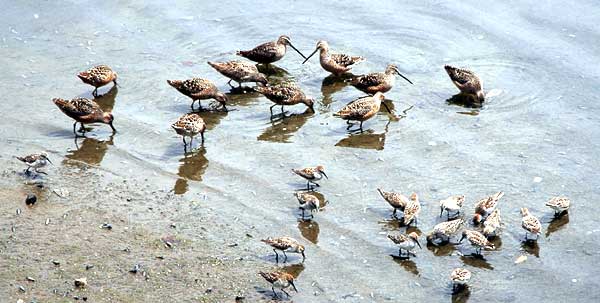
[273, 249, 279, 263]
[271, 286, 278, 298]
[359, 121, 364, 132]
[200, 132, 205, 143]
[281, 105, 285, 114]
[282, 289, 291, 297]
[73, 122, 78, 135]
[270, 104, 277, 116]
[301, 208, 305, 219]
[182, 137, 187, 146]
[227, 79, 234, 87]
[92, 87, 98, 97]
[392, 208, 397, 218]
[283, 251, 288, 263]
[306, 181, 311, 191]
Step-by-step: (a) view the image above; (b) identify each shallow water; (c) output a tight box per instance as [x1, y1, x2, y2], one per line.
[2, 0, 600, 302]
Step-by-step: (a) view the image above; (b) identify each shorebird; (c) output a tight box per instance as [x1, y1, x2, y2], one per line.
[334, 92, 390, 132]
[167, 78, 228, 111]
[53, 97, 116, 135]
[473, 192, 504, 224]
[77, 65, 118, 97]
[350, 64, 413, 95]
[207, 61, 268, 87]
[296, 192, 319, 220]
[444, 65, 484, 102]
[302, 40, 364, 76]
[171, 113, 206, 149]
[482, 209, 501, 238]
[377, 188, 409, 218]
[459, 229, 495, 255]
[259, 271, 298, 298]
[439, 195, 465, 219]
[261, 236, 306, 263]
[236, 35, 306, 64]
[427, 219, 464, 245]
[292, 165, 328, 190]
[16, 152, 52, 175]
[450, 268, 471, 292]
[255, 84, 314, 116]
[545, 196, 571, 216]
[388, 232, 421, 258]
[520, 207, 541, 241]
[403, 193, 421, 226]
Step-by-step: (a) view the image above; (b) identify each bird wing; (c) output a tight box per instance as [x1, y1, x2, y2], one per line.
[331, 53, 363, 67]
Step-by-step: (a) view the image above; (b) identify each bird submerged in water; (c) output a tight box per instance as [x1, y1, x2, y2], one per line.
[207, 61, 268, 88]
[171, 113, 206, 150]
[236, 35, 306, 64]
[334, 92, 390, 132]
[53, 97, 116, 135]
[303, 40, 364, 76]
[167, 78, 228, 112]
[16, 152, 52, 175]
[259, 271, 298, 299]
[77, 65, 118, 97]
[444, 65, 484, 103]
[254, 84, 314, 116]
[261, 236, 306, 263]
[350, 64, 413, 94]
[292, 165, 328, 190]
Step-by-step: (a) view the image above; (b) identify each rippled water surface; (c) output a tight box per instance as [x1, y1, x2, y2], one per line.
[2, 0, 600, 302]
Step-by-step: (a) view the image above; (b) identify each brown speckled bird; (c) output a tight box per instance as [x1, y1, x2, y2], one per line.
[350, 64, 413, 94]
[16, 152, 52, 175]
[259, 271, 298, 298]
[208, 61, 268, 87]
[296, 192, 320, 220]
[520, 207, 541, 241]
[459, 229, 495, 255]
[334, 92, 389, 131]
[377, 188, 409, 218]
[261, 236, 306, 263]
[450, 268, 471, 292]
[171, 112, 206, 149]
[53, 97, 116, 135]
[303, 40, 364, 76]
[444, 65, 484, 102]
[236, 35, 306, 64]
[545, 196, 571, 216]
[292, 165, 328, 190]
[255, 84, 314, 115]
[77, 65, 118, 97]
[167, 78, 228, 111]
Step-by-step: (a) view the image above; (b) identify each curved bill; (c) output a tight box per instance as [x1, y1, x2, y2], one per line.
[416, 240, 422, 249]
[290, 281, 298, 292]
[288, 42, 307, 60]
[302, 48, 319, 64]
[394, 69, 413, 84]
[381, 102, 392, 114]
[321, 171, 328, 179]
[46, 158, 53, 165]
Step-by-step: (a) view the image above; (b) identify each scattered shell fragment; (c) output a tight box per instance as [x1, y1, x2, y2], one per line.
[515, 255, 527, 264]
[26, 276, 35, 282]
[74, 278, 87, 288]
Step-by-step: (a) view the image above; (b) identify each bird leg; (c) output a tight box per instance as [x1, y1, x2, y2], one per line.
[271, 286, 278, 298]
[270, 104, 277, 116]
[301, 208, 305, 219]
[227, 79, 234, 88]
[283, 251, 288, 263]
[273, 249, 279, 263]
[92, 88, 98, 97]
[200, 132, 205, 144]
[182, 137, 187, 146]
[282, 289, 291, 297]
[359, 121, 364, 133]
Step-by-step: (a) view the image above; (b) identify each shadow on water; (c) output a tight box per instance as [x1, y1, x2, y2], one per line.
[446, 93, 482, 116]
[257, 109, 314, 143]
[545, 213, 569, 238]
[173, 148, 209, 195]
[520, 240, 540, 258]
[451, 287, 471, 303]
[297, 220, 320, 244]
[460, 254, 494, 270]
[426, 242, 458, 257]
[93, 85, 119, 112]
[391, 257, 420, 276]
[319, 74, 351, 111]
[64, 135, 114, 167]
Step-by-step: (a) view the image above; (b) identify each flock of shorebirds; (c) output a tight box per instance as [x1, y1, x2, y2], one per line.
[14, 35, 569, 299]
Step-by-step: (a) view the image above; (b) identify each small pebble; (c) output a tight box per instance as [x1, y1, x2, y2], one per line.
[26, 276, 35, 282]
[101, 223, 112, 230]
[85, 264, 94, 270]
[25, 194, 37, 205]
[18, 285, 25, 292]
[74, 278, 87, 288]
[52, 260, 60, 266]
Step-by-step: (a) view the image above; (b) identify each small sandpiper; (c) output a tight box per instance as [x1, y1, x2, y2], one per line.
[167, 78, 228, 111]
[296, 192, 319, 220]
[377, 188, 409, 218]
[53, 97, 116, 135]
[259, 271, 298, 299]
[459, 229, 495, 255]
[444, 65, 484, 103]
[450, 268, 471, 293]
[254, 84, 314, 116]
[334, 92, 390, 132]
[77, 65, 118, 97]
[482, 209, 501, 238]
[261, 236, 306, 263]
[207, 61, 268, 88]
[388, 232, 421, 259]
[427, 219, 464, 245]
[440, 195, 465, 219]
[473, 192, 504, 224]
[236, 35, 306, 64]
[171, 113, 206, 149]
[16, 152, 52, 175]
[350, 64, 413, 95]
[303, 40, 364, 76]
[520, 207, 542, 241]
[545, 196, 571, 216]
[402, 193, 421, 226]
[292, 165, 328, 190]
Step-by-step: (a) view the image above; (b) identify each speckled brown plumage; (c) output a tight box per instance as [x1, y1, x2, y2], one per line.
[377, 188, 409, 217]
[77, 65, 118, 97]
[53, 97, 115, 135]
[236, 35, 306, 64]
[16, 151, 52, 174]
[350, 64, 413, 94]
[292, 165, 328, 190]
[521, 207, 542, 241]
[255, 84, 314, 115]
[171, 112, 206, 147]
[259, 271, 298, 298]
[303, 40, 364, 76]
[444, 65, 484, 102]
[208, 61, 268, 87]
[167, 78, 228, 111]
[334, 92, 387, 131]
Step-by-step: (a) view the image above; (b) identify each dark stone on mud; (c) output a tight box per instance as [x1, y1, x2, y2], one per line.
[25, 193, 37, 205]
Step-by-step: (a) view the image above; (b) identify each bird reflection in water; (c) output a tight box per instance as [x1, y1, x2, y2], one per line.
[520, 240, 540, 258]
[426, 241, 458, 257]
[297, 220, 320, 244]
[545, 213, 569, 238]
[320, 74, 351, 111]
[447, 93, 482, 116]
[65, 135, 114, 167]
[173, 148, 209, 195]
[258, 108, 313, 143]
[392, 258, 419, 276]
[93, 85, 118, 112]
[451, 287, 471, 303]
[460, 255, 494, 270]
